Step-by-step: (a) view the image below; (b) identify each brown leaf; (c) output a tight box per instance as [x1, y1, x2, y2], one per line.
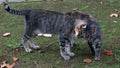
[72, 8, 78, 11]
[0, 61, 15, 68]
[0, 2, 3, 5]
[105, 50, 113, 56]
[1, 61, 7, 68]
[13, 57, 18, 62]
[2, 32, 11, 37]
[83, 58, 92, 63]
[24, 0, 28, 2]
[38, 50, 45, 53]
[46, 0, 64, 1]
[110, 13, 119, 18]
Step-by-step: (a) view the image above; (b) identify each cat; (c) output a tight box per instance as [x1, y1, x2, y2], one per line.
[3, 3, 102, 60]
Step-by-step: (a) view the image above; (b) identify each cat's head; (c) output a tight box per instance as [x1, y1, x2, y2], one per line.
[66, 11, 95, 38]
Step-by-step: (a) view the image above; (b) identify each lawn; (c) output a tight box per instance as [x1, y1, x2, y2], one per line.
[0, 0, 120, 68]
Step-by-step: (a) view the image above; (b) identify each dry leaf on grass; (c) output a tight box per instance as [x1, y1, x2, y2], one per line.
[110, 13, 119, 18]
[0, 2, 7, 5]
[105, 50, 113, 56]
[0, 61, 15, 68]
[46, 0, 64, 1]
[83, 58, 92, 63]
[0, 57, 18, 68]
[13, 57, 18, 62]
[2, 32, 11, 37]
[38, 50, 45, 53]
[0, 2, 3, 5]
[72, 8, 78, 11]
[24, 0, 28, 2]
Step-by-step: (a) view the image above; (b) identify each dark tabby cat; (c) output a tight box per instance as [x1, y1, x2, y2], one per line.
[3, 3, 102, 60]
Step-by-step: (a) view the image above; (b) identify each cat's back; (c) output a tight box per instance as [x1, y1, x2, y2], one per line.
[28, 9, 64, 17]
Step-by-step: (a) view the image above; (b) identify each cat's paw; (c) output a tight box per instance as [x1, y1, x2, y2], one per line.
[68, 52, 75, 57]
[63, 56, 70, 61]
[95, 57, 100, 60]
[31, 45, 40, 49]
[25, 48, 32, 53]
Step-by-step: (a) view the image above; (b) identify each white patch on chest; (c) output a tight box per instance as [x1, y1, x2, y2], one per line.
[75, 31, 79, 37]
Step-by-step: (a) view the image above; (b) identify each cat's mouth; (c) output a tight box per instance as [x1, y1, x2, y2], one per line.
[74, 23, 87, 38]
[74, 31, 82, 38]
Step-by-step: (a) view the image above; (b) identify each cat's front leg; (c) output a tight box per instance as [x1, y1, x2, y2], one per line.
[60, 46, 70, 60]
[94, 40, 101, 60]
[59, 34, 71, 60]
[59, 34, 75, 60]
[90, 39, 101, 60]
[65, 44, 75, 57]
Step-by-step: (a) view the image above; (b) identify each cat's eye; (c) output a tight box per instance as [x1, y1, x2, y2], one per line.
[82, 24, 86, 28]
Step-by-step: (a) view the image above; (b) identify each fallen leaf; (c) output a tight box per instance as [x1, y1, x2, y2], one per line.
[24, 0, 28, 2]
[72, 8, 78, 11]
[1, 61, 7, 68]
[46, 0, 56, 1]
[38, 50, 45, 53]
[0, 2, 3, 5]
[0, 61, 15, 68]
[46, 0, 64, 1]
[105, 50, 113, 56]
[83, 58, 92, 63]
[13, 57, 18, 62]
[110, 13, 119, 18]
[2, 32, 11, 37]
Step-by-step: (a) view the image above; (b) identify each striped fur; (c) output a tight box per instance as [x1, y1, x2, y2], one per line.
[4, 3, 102, 60]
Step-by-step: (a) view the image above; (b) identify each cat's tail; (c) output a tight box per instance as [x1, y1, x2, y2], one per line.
[3, 3, 28, 15]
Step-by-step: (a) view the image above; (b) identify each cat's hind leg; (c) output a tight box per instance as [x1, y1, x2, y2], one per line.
[22, 36, 32, 53]
[28, 38, 40, 50]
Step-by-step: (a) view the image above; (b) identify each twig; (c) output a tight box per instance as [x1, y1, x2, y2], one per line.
[33, 61, 39, 68]
[42, 41, 59, 49]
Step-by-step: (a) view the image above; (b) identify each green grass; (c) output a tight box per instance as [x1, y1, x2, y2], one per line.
[0, 0, 120, 68]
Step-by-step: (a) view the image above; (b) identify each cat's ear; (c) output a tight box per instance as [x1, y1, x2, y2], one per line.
[81, 14, 90, 20]
[65, 12, 73, 16]
[65, 12, 73, 21]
